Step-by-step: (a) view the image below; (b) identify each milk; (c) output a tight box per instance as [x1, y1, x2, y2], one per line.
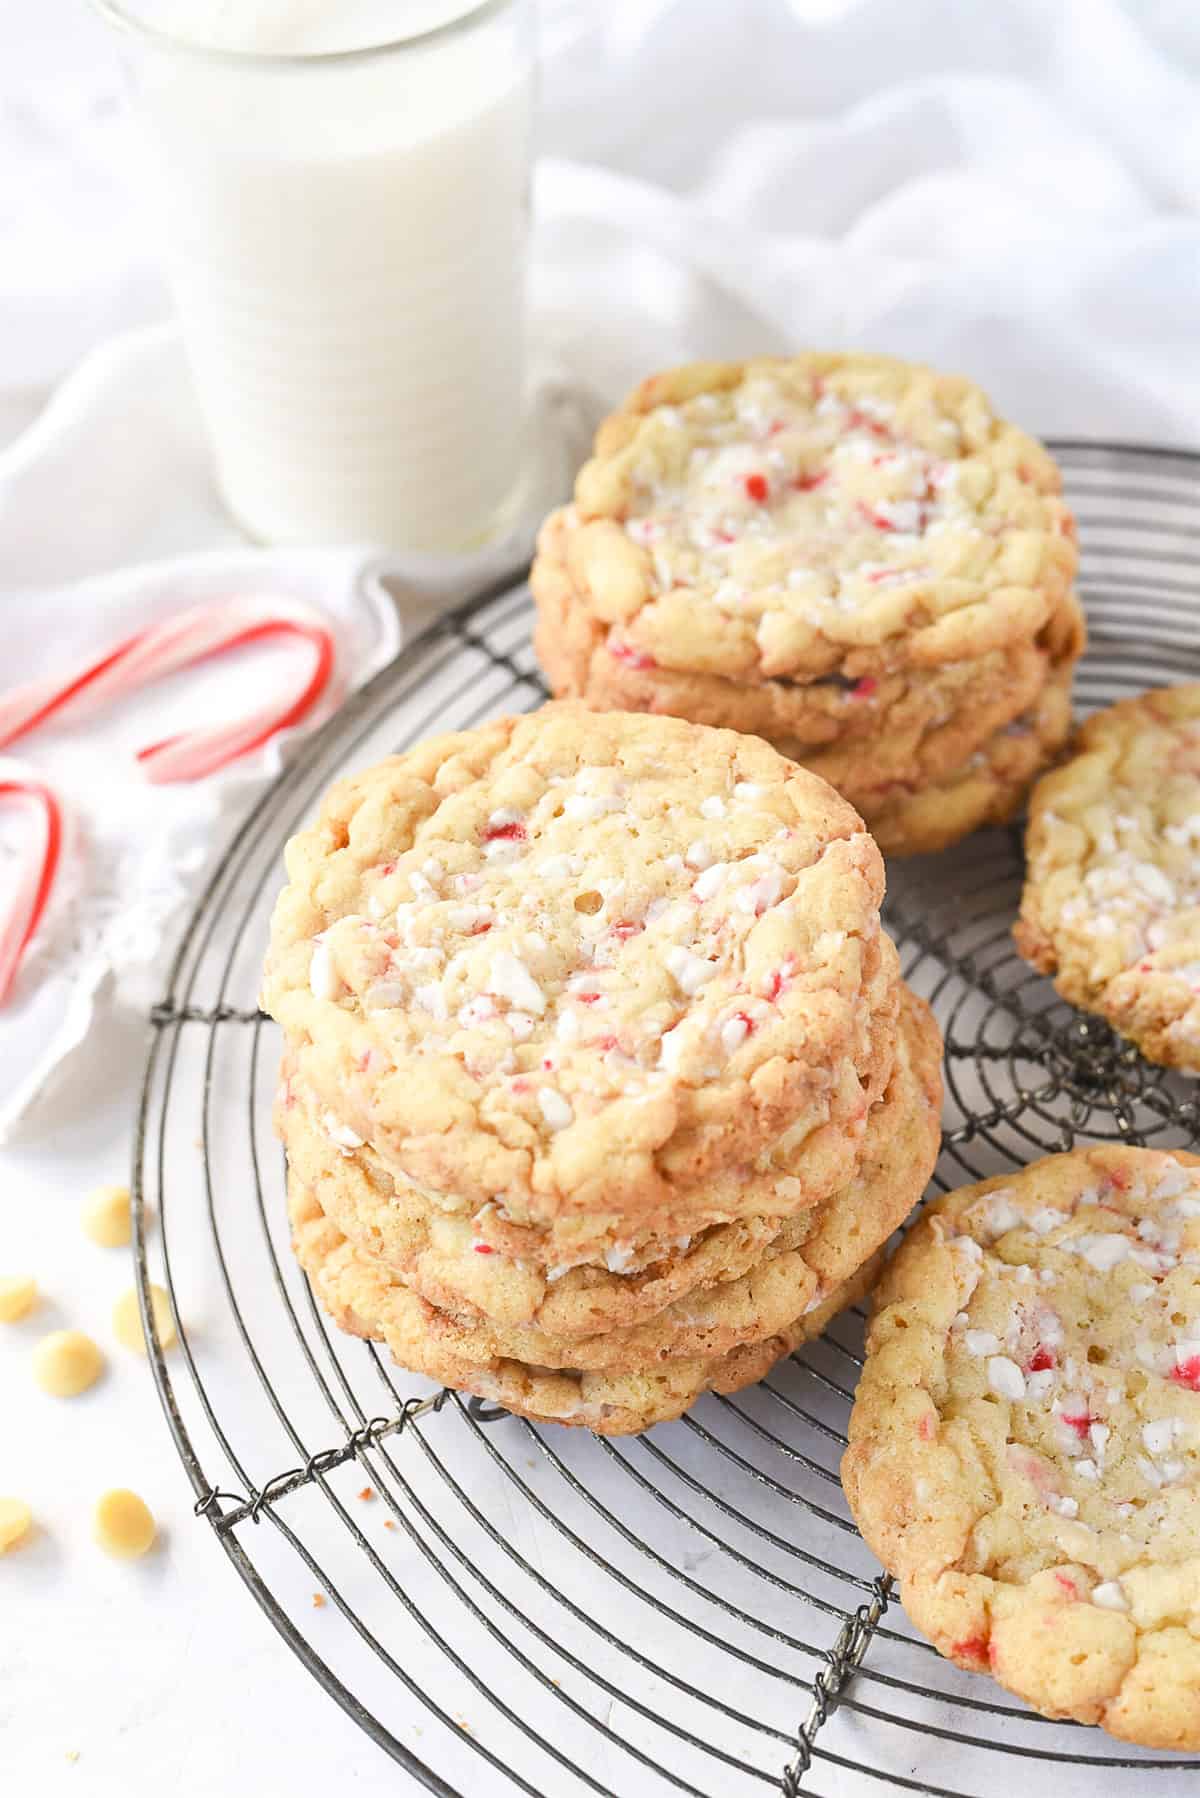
[125, 1, 534, 548]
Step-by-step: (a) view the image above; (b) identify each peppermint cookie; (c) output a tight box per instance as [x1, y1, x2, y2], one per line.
[844, 1145, 1200, 1749]
[532, 354, 1082, 850]
[282, 987, 941, 1353]
[1016, 684, 1200, 1071]
[290, 1174, 881, 1434]
[263, 703, 898, 1230]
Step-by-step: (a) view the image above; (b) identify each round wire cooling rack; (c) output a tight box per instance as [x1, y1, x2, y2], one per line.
[133, 442, 1200, 1798]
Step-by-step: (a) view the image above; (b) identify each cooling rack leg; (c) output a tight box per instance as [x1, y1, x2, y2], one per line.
[778, 1576, 892, 1796]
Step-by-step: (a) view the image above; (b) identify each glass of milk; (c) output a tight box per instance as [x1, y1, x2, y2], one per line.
[95, 1, 536, 551]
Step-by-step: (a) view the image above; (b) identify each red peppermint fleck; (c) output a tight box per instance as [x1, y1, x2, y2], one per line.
[713, 528, 737, 544]
[733, 1010, 756, 1036]
[542, 1056, 554, 1071]
[766, 420, 785, 437]
[791, 469, 828, 493]
[850, 676, 878, 700]
[857, 501, 896, 532]
[510, 1078, 530, 1095]
[916, 1414, 935, 1442]
[951, 1636, 990, 1668]
[763, 964, 793, 1003]
[472, 1242, 494, 1256]
[1139, 961, 1153, 973]
[611, 920, 643, 941]
[743, 472, 770, 503]
[470, 920, 493, 936]
[1027, 1346, 1056, 1372]
[377, 862, 396, 878]
[355, 1050, 372, 1074]
[1060, 1411, 1093, 1439]
[482, 820, 526, 844]
[1054, 1573, 1078, 1599]
[609, 639, 657, 670]
[846, 408, 889, 439]
[594, 1034, 619, 1052]
[1169, 1355, 1200, 1392]
[1108, 1166, 1132, 1190]
[576, 991, 602, 1006]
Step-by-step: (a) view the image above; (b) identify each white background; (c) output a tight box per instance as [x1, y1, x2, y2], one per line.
[2, 1, 1199, 1794]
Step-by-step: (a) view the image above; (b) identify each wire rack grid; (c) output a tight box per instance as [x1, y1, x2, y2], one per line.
[133, 442, 1200, 1798]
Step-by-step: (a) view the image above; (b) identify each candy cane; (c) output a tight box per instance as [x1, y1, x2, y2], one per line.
[0, 770, 63, 1005]
[0, 598, 335, 784]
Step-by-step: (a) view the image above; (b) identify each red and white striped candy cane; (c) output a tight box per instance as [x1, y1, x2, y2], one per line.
[0, 597, 336, 783]
[0, 766, 63, 1005]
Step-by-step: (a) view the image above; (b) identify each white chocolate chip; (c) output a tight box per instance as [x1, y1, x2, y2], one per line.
[1076, 1232, 1130, 1272]
[665, 946, 718, 995]
[308, 941, 341, 1002]
[321, 1111, 364, 1153]
[114, 1284, 176, 1356]
[507, 1012, 536, 1042]
[700, 796, 726, 819]
[366, 980, 406, 1010]
[0, 1497, 32, 1552]
[1073, 1458, 1100, 1480]
[964, 1330, 1000, 1357]
[82, 1184, 132, 1248]
[538, 1089, 573, 1132]
[32, 1330, 104, 1397]
[685, 841, 714, 871]
[987, 1356, 1025, 1400]
[0, 1275, 38, 1323]
[604, 1243, 635, 1274]
[720, 1016, 750, 1056]
[1142, 1417, 1179, 1456]
[487, 953, 545, 1016]
[692, 862, 729, 901]
[1092, 1581, 1129, 1612]
[93, 1488, 156, 1560]
[413, 982, 449, 1022]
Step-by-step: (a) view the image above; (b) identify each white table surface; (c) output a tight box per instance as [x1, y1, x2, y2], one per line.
[3, 2, 1200, 1794]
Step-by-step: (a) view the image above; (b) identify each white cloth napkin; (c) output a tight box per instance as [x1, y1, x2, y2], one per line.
[1, 0, 1197, 1136]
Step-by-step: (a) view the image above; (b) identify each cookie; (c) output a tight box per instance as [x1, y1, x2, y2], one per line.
[531, 352, 1077, 692]
[1016, 684, 1200, 1071]
[263, 703, 898, 1228]
[862, 654, 1076, 857]
[289, 1170, 882, 1434]
[843, 1145, 1200, 1750]
[282, 987, 941, 1350]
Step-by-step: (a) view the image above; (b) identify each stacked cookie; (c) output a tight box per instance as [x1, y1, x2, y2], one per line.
[532, 352, 1085, 855]
[263, 703, 942, 1433]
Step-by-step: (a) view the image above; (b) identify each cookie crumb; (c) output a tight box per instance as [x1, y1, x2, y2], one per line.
[383, 1518, 397, 1531]
[93, 1489, 156, 1560]
[358, 1486, 375, 1502]
[312, 1592, 326, 1608]
[0, 1275, 38, 1323]
[82, 1184, 132, 1248]
[65, 1751, 80, 1765]
[33, 1330, 104, 1397]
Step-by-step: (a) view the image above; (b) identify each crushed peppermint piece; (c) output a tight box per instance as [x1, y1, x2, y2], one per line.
[537, 1089, 574, 1132]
